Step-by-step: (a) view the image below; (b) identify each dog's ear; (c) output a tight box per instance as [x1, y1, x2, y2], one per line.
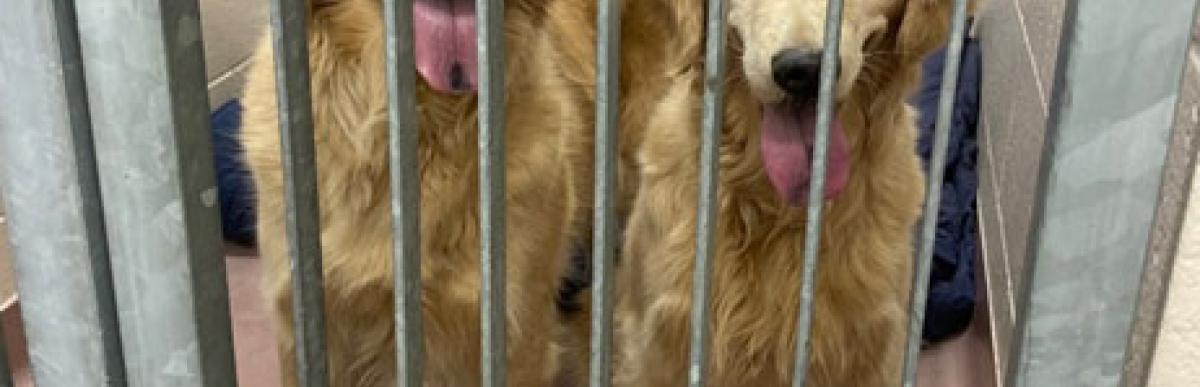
[893, 0, 977, 61]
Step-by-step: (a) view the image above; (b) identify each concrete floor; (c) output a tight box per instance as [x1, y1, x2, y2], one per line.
[1, 250, 997, 387]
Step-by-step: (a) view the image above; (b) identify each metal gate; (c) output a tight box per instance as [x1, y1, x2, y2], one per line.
[0, 0, 1195, 387]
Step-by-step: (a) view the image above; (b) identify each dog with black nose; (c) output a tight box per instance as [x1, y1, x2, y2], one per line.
[240, 0, 589, 386]
[542, 0, 973, 386]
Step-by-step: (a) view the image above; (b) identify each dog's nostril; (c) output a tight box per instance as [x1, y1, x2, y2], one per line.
[771, 49, 823, 99]
[449, 62, 468, 91]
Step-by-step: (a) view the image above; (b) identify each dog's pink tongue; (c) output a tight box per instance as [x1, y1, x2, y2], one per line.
[759, 103, 851, 206]
[413, 0, 477, 93]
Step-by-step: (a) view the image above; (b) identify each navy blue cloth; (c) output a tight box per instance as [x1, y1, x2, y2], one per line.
[210, 99, 256, 247]
[912, 31, 982, 344]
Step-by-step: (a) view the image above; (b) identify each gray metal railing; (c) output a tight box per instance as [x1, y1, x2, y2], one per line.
[266, 1, 330, 386]
[75, 0, 239, 383]
[902, 1, 972, 386]
[1, 0, 1195, 387]
[0, 0, 125, 385]
[790, 1, 846, 385]
[476, 1, 510, 386]
[590, 1, 622, 387]
[1005, 1, 1200, 386]
[383, 1, 425, 387]
[687, 0, 730, 386]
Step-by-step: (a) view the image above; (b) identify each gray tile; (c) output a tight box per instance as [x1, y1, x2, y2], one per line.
[979, 0, 1050, 304]
[977, 0, 1056, 376]
[208, 61, 250, 109]
[977, 129, 1014, 382]
[199, 0, 268, 106]
[1017, 0, 1066, 101]
[994, 80, 1045, 297]
[199, 0, 268, 79]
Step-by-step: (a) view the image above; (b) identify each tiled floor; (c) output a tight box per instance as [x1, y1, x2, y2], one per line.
[2, 250, 997, 387]
[916, 251, 998, 387]
[226, 254, 283, 387]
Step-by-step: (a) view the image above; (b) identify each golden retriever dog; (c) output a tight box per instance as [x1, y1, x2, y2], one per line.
[240, 0, 588, 386]
[545, 0, 971, 386]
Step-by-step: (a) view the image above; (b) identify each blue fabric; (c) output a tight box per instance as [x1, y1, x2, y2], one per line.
[210, 99, 256, 247]
[912, 31, 982, 344]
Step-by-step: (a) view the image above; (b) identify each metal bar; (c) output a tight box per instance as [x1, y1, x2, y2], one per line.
[789, 1, 844, 386]
[900, 1, 970, 386]
[687, 1, 729, 386]
[590, 0, 621, 386]
[1004, 0, 1200, 386]
[72, 0, 238, 385]
[1126, 91, 1200, 387]
[44, 1, 130, 380]
[0, 1, 127, 385]
[267, 1, 330, 386]
[383, 0, 425, 386]
[476, 0, 507, 386]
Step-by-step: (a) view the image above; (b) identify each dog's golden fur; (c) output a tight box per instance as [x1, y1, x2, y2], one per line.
[240, 1, 586, 386]
[240, 0, 969, 385]
[545, 0, 971, 386]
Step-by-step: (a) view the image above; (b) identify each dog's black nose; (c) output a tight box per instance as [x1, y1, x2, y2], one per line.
[772, 49, 823, 99]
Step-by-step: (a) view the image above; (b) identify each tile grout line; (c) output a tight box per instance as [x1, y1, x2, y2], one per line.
[1012, 0, 1051, 116]
[978, 118, 1012, 386]
[974, 193, 1007, 387]
[206, 56, 253, 91]
[982, 116, 1018, 324]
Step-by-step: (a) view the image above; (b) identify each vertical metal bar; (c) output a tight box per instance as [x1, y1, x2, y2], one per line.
[1004, 0, 1200, 386]
[688, 1, 729, 386]
[476, 0, 507, 386]
[900, 1, 970, 386]
[1126, 91, 1200, 387]
[383, 1, 425, 386]
[590, 0, 621, 386]
[44, 2, 130, 381]
[267, 0, 330, 386]
[73, 0, 238, 385]
[789, 1, 844, 386]
[0, 1, 127, 386]
[49, 0, 131, 380]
